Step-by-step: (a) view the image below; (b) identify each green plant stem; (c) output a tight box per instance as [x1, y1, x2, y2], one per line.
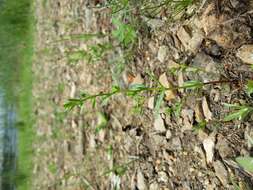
[76, 79, 235, 103]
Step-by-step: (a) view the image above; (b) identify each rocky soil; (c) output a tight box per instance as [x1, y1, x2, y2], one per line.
[33, 0, 253, 189]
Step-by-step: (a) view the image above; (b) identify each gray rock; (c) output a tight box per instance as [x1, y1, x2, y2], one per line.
[158, 171, 169, 183]
[149, 182, 159, 190]
[166, 130, 172, 139]
[177, 26, 204, 53]
[236, 45, 253, 65]
[151, 134, 166, 147]
[154, 115, 166, 132]
[216, 135, 232, 158]
[192, 52, 220, 82]
[157, 46, 169, 63]
[137, 169, 147, 190]
[170, 137, 182, 151]
[146, 18, 165, 30]
[213, 161, 228, 186]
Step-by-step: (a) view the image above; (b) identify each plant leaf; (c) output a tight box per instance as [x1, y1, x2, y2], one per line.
[154, 91, 165, 118]
[246, 80, 253, 95]
[95, 112, 108, 133]
[64, 99, 83, 111]
[112, 18, 136, 46]
[182, 80, 203, 90]
[223, 103, 242, 109]
[236, 156, 253, 173]
[224, 107, 253, 121]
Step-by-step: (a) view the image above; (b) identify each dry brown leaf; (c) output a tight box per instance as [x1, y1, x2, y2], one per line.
[159, 73, 176, 101]
[203, 135, 215, 164]
[194, 102, 204, 122]
[148, 96, 155, 110]
[202, 96, 212, 121]
[131, 73, 144, 85]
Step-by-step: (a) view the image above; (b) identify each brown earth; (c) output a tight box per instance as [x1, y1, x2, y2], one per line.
[33, 0, 253, 189]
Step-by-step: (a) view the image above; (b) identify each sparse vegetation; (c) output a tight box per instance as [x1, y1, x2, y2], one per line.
[29, 0, 253, 189]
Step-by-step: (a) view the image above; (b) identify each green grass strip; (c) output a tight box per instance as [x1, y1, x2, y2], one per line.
[0, 0, 35, 189]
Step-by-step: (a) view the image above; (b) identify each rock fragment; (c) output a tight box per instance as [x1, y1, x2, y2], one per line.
[213, 161, 228, 186]
[202, 96, 212, 121]
[159, 73, 176, 101]
[236, 45, 253, 65]
[148, 96, 155, 110]
[157, 46, 169, 62]
[137, 169, 147, 190]
[177, 25, 203, 53]
[216, 135, 232, 159]
[158, 171, 169, 183]
[170, 137, 182, 151]
[203, 135, 215, 164]
[154, 115, 166, 132]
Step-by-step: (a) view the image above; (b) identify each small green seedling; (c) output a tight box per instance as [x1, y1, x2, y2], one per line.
[165, 100, 183, 118]
[64, 79, 232, 113]
[112, 18, 137, 47]
[95, 112, 108, 133]
[67, 43, 113, 64]
[223, 103, 253, 121]
[246, 80, 253, 95]
[193, 120, 206, 131]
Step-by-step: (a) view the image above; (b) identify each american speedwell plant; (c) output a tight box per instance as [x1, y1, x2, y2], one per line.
[64, 79, 232, 111]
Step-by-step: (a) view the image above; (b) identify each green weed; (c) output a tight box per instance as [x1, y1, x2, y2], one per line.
[64, 79, 228, 112]
[245, 80, 253, 95]
[67, 43, 113, 64]
[223, 103, 253, 121]
[112, 18, 137, 47]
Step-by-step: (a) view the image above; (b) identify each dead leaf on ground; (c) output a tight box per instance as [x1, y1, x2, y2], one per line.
[203, 134, 215, 164]
[194, 102, 204, 122]
[159, 73, 176, 101]
[202, 96, 212, 121]
[131, 73, 144, 85]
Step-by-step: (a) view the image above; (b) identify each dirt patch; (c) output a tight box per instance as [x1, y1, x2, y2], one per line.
[33, 0, 253, 189]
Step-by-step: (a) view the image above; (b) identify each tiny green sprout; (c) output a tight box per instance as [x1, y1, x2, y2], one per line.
[246, 80, 253, 95]
[172, 0, 194, 15]
[103, 164, 128, 177]
[165, 101, 183, 118]
[95, 112, 108, 133]
[112, 18, 137, 47]
[182, 80, 204, 90]
[67, 43, 113, 64]
[223, 103, 253, 121]
[193, 120, 206, 131]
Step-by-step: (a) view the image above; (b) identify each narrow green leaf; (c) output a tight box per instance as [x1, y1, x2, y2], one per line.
[224, 107, 253, 121]
[224, 110, 244, 121]
[223, 103, 242, 109]
[154, 91, 165, 118]
[182, 80, 203, 90]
